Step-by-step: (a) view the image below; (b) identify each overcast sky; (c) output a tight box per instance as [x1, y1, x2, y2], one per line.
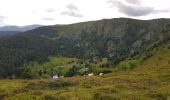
[0, 0, 170, 26]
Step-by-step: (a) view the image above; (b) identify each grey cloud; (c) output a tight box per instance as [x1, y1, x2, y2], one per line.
[42, 18, 55, 21]
[108, 0, 169, 17]
[46, 8, 55, 13]
[61, 11, 83, 17]
[125, 0, 141, 5]
[154, 9, 170, 13]
[61, 4, 83, 17]
[67, 4, 78, 11]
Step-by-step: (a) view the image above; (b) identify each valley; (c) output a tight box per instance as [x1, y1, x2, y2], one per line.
[0, 18, 170, 100]
[0, 48, 170, 100]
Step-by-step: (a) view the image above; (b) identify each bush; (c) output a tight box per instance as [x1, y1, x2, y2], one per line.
[158, 57, 162, 60]
[44, 95, 57, 100]
[41, 74, 51, 79]
[93, 93, 118, 100]
[0, 92, 6, 100]
[65, 65, 80, 77]
[88, 66, 112, 75]
[168, 60, 170, 64]
[99, 63, 109, 68]
[48, 80, 75, 89]
[26, 80, 76, 90]
[166, 44, 170, 49]
[117, 60, 140, 70]
[98, 69, 112, 74]
[149, 92, 168, 100]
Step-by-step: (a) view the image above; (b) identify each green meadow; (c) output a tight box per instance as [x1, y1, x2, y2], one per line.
[0, 48, 170, 100]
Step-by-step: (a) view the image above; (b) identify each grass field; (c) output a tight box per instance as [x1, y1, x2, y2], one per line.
[0, 48, 170, 100]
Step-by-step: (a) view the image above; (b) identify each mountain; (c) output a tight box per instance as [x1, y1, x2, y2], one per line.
[0, 24, 43, 32]
[0, 18, 170, 78]
[0, 24, 43, 37]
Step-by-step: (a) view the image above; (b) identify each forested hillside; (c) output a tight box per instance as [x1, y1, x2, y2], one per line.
[0, 18, 170, 78]
[0, 31, 20, 37]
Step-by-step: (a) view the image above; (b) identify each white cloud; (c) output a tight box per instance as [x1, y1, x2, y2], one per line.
[125, 0, 141, 5]
[61, 4, 83, 17]
[0, 15, 7, 26]
[108, 0, 169, 17]
[45, 8, 55, 13]
[0, 0, 169, 26]
[42, 18, 55, 21]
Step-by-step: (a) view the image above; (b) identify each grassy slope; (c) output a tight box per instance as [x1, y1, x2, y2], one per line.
[25, 57, 78, 76]
[0, 48, 170, 100]
[23, 56, 112, 77]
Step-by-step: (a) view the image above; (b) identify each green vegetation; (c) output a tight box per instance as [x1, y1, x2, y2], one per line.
[0, 48, 169, 100]
[26, 79, 77, 90]
[0, 18, 170, 99]
[116, 59, 140, 71]
[0, 18, 170, 78]
[20, 56, 113, 78]
[21, 56, 78, 78]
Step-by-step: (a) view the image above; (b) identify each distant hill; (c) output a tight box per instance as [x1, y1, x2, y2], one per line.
[0, 24, 43, 32]
[0, 18, 170, 78]
[0, 24, 43, 37]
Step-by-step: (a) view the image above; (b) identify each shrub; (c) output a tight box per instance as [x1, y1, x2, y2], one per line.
[88, 66, 112, 75]
[41, 74, 51, 79]
[44, 95, 57, 100]
[158, 57, 162, 60]
[98, 87, 118, 94]
[99, 63, 109, 68]
[167, 44, 170, 49]
[93, 93, 118, 100]
[48, 80, 75, 89]
[117, 59, 140, 70]
[168, 60, 170, 64]
[26, 80, 76, 90]
[99, 69, 112, 74]
[65, 65, 80, 77]
[0, 92, 6, 100]
[149, 92, 168, 100]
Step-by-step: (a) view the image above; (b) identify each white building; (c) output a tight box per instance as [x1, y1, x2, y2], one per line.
[99, 73, 103, 76]
[88, 73, 94, 76]
[53, 75, 59, 79]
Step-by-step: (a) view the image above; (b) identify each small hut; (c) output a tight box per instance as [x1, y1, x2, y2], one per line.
[53, 75, 59, 79]
[88, 73, 94, 76]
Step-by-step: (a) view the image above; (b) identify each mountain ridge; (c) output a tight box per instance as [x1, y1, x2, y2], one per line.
[0, 18, 170, 78]
[0, 24, 43, 32]
[0, 24, 43, 37]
